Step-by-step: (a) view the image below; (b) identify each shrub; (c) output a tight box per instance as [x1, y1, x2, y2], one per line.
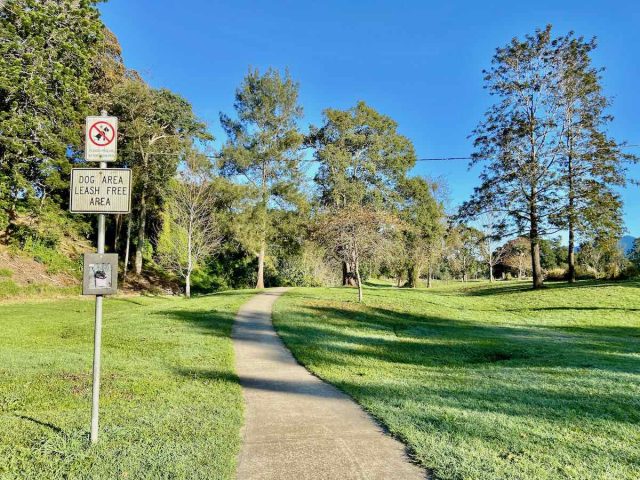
[21, 238, 81, 276]
[10, 224, 60, 250]
[191, 267, 230, 293]
[273, 247, 341, 288]
[0, 279, 19, 297]
[274, 257, 320, 287]
[615, 264, 639, 280]
[545, 267, 567, 281]
[575, 265, 597, 280]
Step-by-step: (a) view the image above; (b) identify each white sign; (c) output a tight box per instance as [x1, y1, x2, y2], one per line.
[70, 168, 131, 214]
[85, 116, 118, 162]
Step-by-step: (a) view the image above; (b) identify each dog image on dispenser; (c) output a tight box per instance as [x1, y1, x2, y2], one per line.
[90, 263, 112, 289]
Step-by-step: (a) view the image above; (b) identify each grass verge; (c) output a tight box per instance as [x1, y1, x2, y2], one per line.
[0, 291, 254, 479]
[273, 280, 640, 480]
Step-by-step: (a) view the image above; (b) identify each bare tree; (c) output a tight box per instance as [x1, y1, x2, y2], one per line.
[110, 78, 211, 276]
[503, 237, 532, 280]
[446, 224, 482, 282]
[315, 207, 397, 302]
[478, 211, 508, 282]
[156, 157, 221, 297]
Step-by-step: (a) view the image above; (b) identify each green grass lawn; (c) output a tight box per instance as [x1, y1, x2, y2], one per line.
[0, 291, 253, 479]
[273, 280, 640, 480]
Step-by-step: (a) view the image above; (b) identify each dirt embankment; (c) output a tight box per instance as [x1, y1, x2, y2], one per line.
[0, 247, 77, 287]
[0, 245, 180, 297]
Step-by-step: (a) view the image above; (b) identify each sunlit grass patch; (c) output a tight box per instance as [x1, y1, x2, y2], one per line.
[0, 291, 253, 479]
[273, 280, 640, 480]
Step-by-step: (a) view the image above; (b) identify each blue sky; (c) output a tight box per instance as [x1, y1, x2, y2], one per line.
[100, 0, 640, 236]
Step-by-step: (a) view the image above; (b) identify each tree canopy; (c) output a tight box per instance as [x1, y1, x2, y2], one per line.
[219, 68, 305, 289]
[460, 25, 635, 288]
[0, 0, 104, 236]
[0, 5, 636, 296]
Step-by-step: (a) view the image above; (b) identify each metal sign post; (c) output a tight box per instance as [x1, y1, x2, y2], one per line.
[91, 167, 106, 444]
[70, 111, 129, 444]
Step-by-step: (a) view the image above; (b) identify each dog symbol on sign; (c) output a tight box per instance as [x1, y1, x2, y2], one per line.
[89, 121, 115, 147]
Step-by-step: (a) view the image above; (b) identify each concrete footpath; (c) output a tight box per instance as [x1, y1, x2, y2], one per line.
[232, 288, 427, 480]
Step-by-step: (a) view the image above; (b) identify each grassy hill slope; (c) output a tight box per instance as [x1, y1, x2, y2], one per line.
[273, 280, 640, 480]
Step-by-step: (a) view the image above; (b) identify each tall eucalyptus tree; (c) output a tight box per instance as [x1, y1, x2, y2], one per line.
[219, 68, 305, 289]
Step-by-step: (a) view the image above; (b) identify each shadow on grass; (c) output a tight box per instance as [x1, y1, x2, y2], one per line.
[363, 281, 395, 288]
[174, 365, 348, 399]
[153, 307, 238, 339]
[274, 300, 640, 427]
[171, 366, 238, 383]
[308, 304, 640, 369]
[463, 279, 640, 296]
[15, 414, 67, 436]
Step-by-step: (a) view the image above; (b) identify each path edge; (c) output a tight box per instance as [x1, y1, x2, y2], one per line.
[267, 287, 431, 479]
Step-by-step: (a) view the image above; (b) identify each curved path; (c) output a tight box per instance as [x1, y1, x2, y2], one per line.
[233, 288, 427, 480]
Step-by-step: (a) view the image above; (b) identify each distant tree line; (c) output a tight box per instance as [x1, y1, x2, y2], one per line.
[0, 3, 636, 297]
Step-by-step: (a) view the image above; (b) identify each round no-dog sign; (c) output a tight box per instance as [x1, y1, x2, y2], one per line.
[85, 116, 118, 162]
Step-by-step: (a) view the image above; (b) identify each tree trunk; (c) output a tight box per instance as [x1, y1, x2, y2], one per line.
[567, 226, 576, 283]
[567, 152, 576, 283]
[407, 264, 419, 288]
[342, 261, 350, 286]
[255, 161, 268, 290]
[342, 261, 357, 286]
[186, 223, 192, 298]
[489, 261, 494, 282]
[256, 242, 265, 289]
[427, 263, 432, 288]
[134, 193, 146, 275]
[355, 259, 363, 302]
[113, 214, 122, 252]
[531, 238, 544, 288]
[528, 182, 544, 289]
[123, 215, 132, 279]
[530, 224, 544, 289]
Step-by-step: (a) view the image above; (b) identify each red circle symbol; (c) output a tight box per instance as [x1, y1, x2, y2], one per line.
[89, 121, 115, 147]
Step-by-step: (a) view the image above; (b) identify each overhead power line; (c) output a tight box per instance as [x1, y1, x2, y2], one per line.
[417, 157, 472, 162]
[416, 144, 640, 162]
[1, 135, 639, 162]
